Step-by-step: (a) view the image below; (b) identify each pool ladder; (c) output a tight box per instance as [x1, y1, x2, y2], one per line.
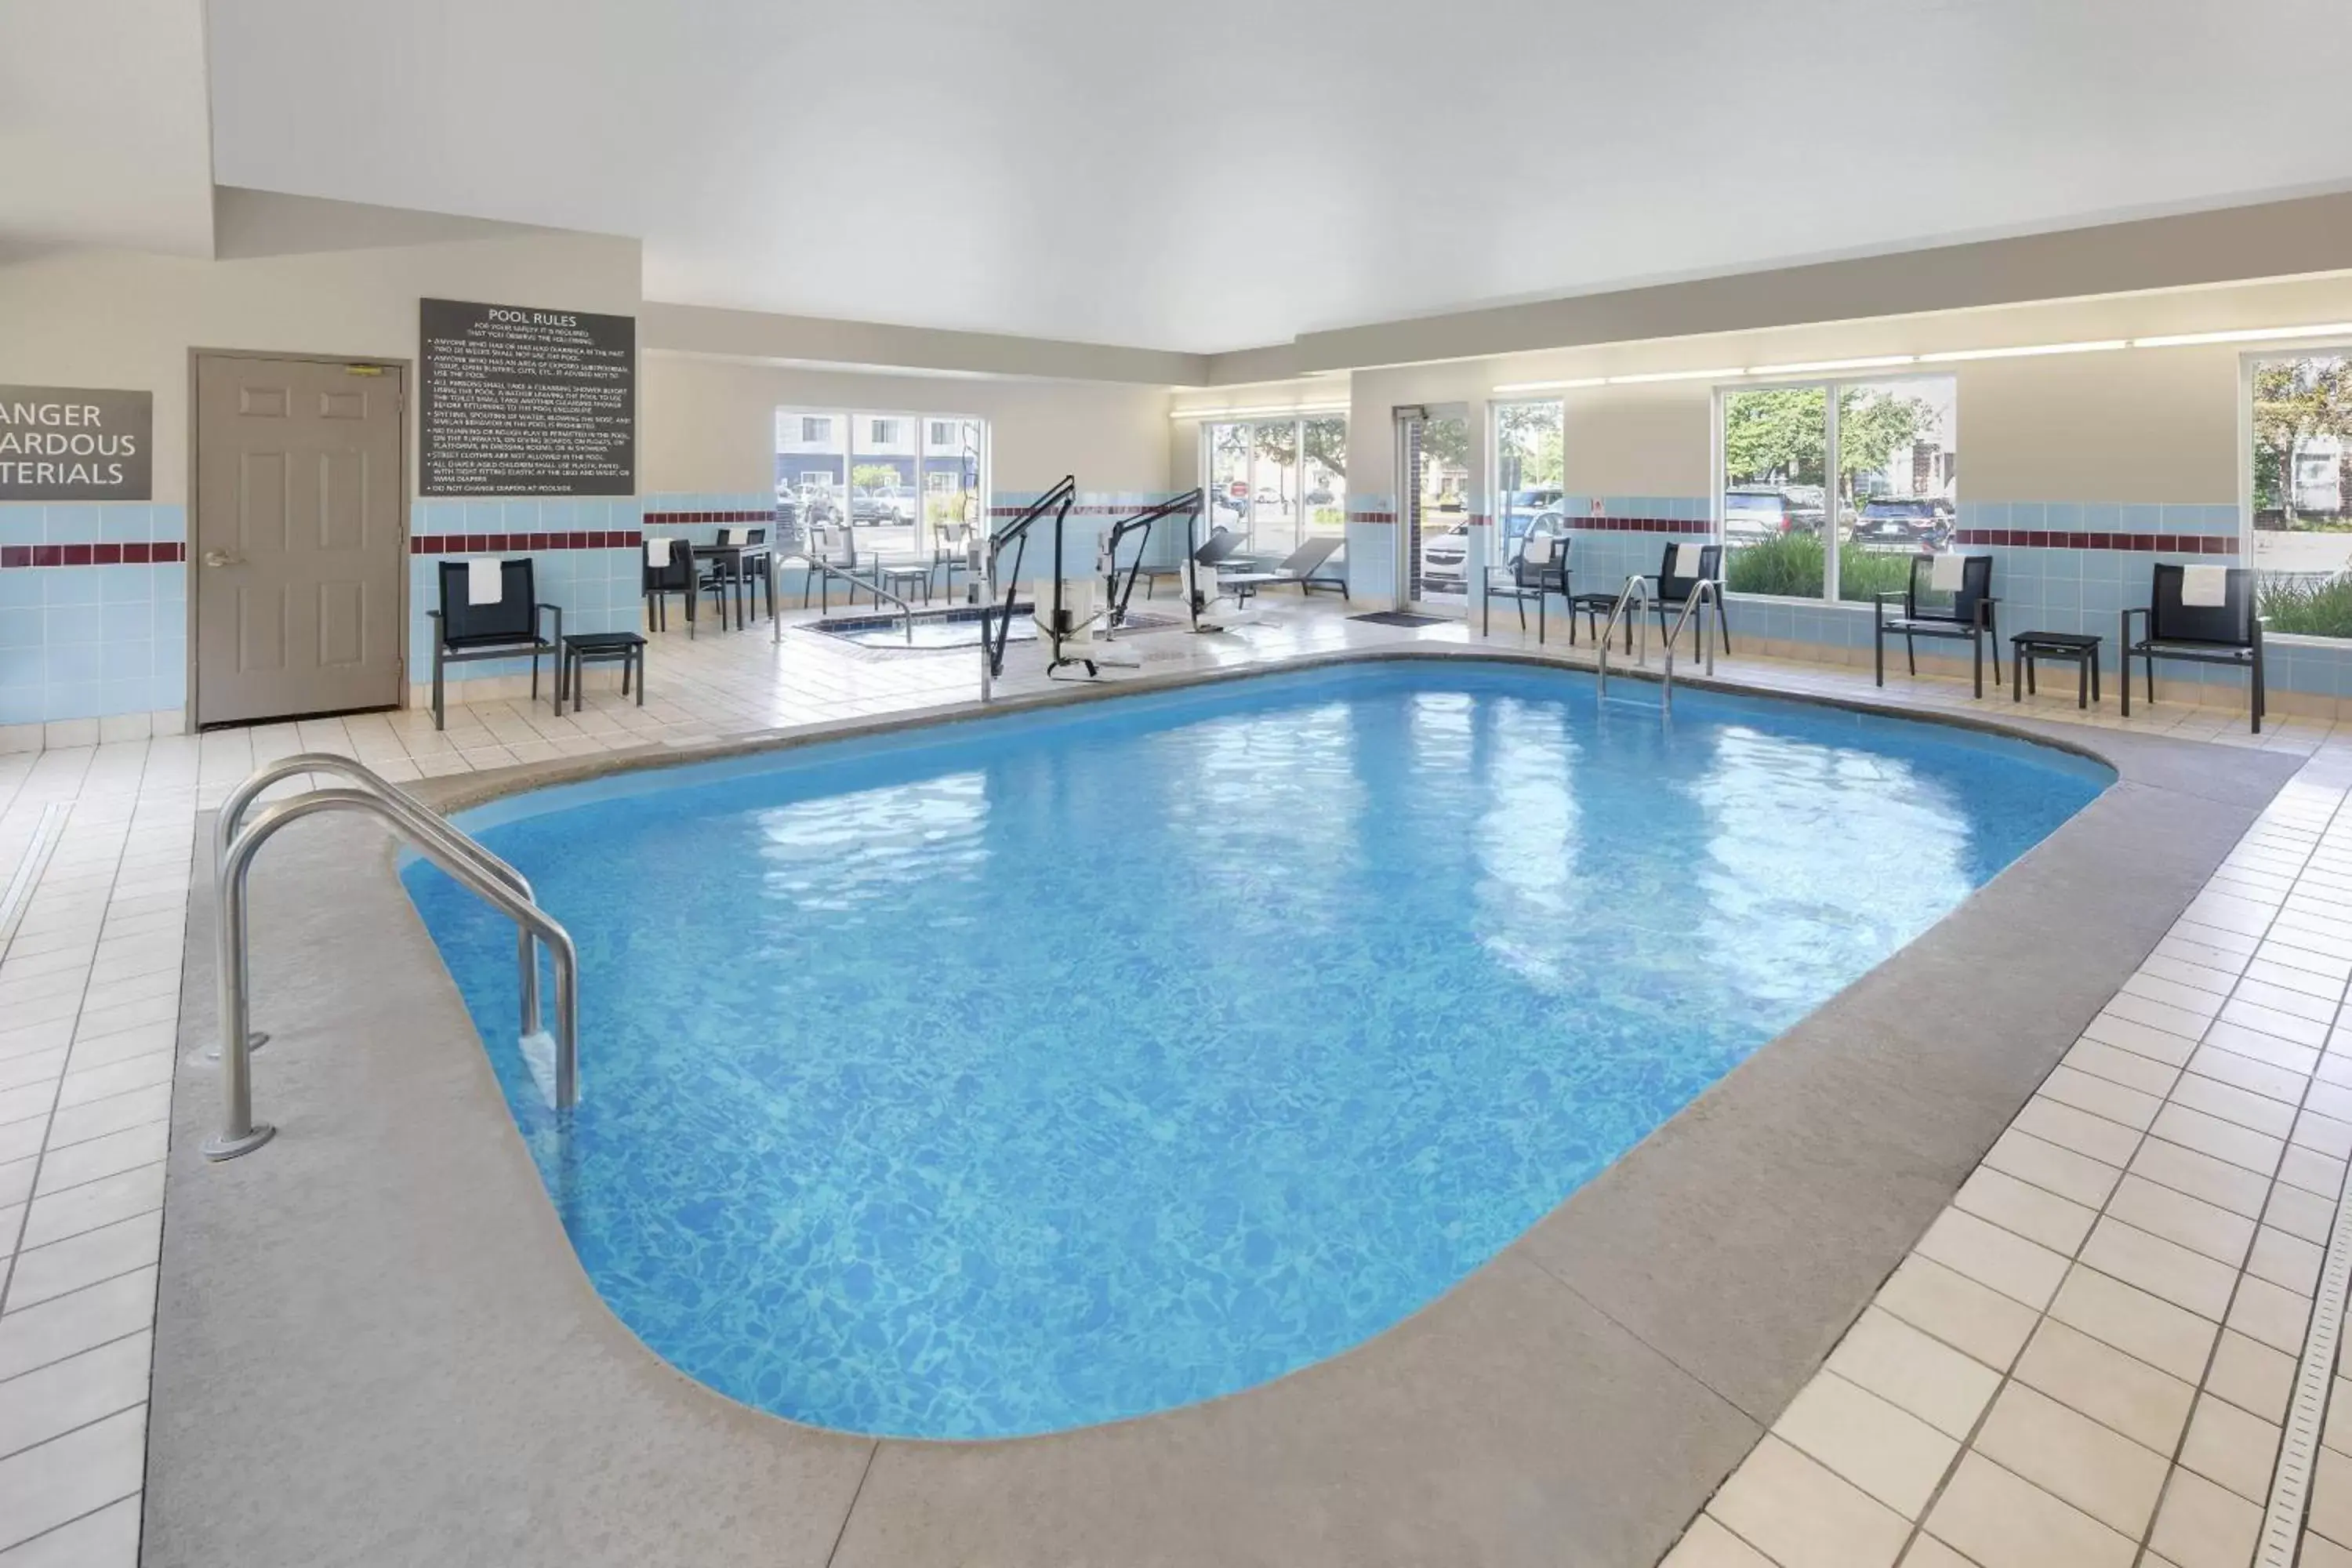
[1595, 577, 1719, 713]
[205, 753, 580, 1161]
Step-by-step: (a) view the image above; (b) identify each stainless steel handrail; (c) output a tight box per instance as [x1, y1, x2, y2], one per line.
[205, 789, 581, 1160]
[1595, 575, 1652, 701]
[214, 753, 544, 1041]
[1662, 579, 1721, 711]
[805, 557, 915, 643]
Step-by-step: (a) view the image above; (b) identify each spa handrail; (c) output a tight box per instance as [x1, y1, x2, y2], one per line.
[215, 752, 547, 1039]
[206, 787, 579, 1161]
[1661, 579, 1721, 711]
[805, 557, 916, 643]
[1595, 575, 1652, 702]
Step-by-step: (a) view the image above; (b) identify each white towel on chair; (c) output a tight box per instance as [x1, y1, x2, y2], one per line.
[2182, 564, 2227, 607]
[1672, 543, 1703, 578]
[466, 557, 503, 605]
[1929, 553, 1965, 593]
[720, 527, 743, 546]
[1523, 535, 1555, 565]
[645, 536, 673, 567]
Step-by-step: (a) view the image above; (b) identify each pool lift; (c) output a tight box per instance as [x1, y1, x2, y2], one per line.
[981, 477, 1124, 692]
[1098, 487, 1207, 634]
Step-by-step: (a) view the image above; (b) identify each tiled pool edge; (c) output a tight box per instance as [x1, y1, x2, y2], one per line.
[141, 664, 2301, 1566]
[1666, 772, 2352, 1568]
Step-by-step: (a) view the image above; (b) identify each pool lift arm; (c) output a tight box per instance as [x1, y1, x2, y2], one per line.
[978, 476, 1075, 699]
[1099, 488, 1205, 631]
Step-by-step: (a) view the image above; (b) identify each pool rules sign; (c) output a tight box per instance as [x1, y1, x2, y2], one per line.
[419, 298, 636, 496]
[0, 387, 153, 501]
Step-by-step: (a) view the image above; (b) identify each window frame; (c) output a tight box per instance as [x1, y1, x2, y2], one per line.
[1195, 414, 1350, 550]
[1711, 372, 1958, 608]
[776, 405, 989, 551]
[2240, 343, 2352, 647]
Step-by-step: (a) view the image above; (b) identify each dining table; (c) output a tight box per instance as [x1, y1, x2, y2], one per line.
[690, 540, 778, 633]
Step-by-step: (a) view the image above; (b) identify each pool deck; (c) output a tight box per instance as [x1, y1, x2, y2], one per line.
[5, 597, 2352, 1565]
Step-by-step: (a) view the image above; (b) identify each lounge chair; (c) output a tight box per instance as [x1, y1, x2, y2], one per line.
[1220, 536, 1346, 602]
[1138, 525, 1252, 598]
[2121, 563, 2264, 733]
[1875, 554, 1999, 698]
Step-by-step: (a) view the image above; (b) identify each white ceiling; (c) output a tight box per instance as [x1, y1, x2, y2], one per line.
[0, 0, 215, 256]
[202, 0, 2352, 354]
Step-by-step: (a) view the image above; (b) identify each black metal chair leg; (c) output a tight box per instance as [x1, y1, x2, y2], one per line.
[1906, 636, 1917, 677]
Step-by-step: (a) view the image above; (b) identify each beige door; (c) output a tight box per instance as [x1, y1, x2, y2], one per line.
[193, 355, 405, 727]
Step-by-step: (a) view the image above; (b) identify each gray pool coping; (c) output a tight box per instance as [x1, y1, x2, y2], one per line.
[144, 650, 2304, 1567]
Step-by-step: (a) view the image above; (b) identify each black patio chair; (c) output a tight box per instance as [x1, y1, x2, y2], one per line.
[428, 558, 561, 729]
[642, 535, 696, 637]
[1483, 531, 1568, 641]
[2121, 564, 2265, 734]
[1875, 554, 1999, 698]
[1652, 542, 1731, 652]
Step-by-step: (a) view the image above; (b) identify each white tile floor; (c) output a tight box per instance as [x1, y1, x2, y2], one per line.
[0, 593, 2346, 1566]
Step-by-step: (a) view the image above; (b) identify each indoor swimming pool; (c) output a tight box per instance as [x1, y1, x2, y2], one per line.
[401, 659, 2111, 1439]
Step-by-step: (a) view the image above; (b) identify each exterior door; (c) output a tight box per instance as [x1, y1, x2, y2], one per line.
[1394, 408, 1472, 614]
[193, 355, 405, 726]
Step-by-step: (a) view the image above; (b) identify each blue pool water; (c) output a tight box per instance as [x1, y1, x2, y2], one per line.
[404, 661, 2109, 1439]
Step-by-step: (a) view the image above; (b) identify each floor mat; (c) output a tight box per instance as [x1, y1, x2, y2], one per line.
[1348, 611, 1453, 627]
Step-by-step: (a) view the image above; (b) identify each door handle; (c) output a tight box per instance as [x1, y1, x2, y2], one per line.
[202, 549, 241, 568]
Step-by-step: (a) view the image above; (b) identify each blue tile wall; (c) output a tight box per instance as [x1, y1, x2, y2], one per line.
[0, 502, 187, 725]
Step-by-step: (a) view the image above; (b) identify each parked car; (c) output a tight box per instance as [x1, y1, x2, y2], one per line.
[1723, 487, 1804, 543]
[1850, 499, 1951, 550]
[1422, 523, 1468, 585]
[1303, 485, 1334, 506]
[851, 487, 912, 526]
[1501, 488, 1564, 546]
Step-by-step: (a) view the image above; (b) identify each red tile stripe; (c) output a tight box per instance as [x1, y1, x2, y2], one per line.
[1567, 517, 1711, 535]
[1953, 528, 2236, 554]
[1346, 511, 1397, 524]
[0, 542, 187, 568]
[408, 531, 641, 554]
[641, 510, 771, 524]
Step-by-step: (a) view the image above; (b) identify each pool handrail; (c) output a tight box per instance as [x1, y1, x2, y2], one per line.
[804, 557, 916, 643]
[1595, 575, 1652, 702]
[1662, 579, 1722, 710]
[215, 752, 548, 1043]
[205, 779, 579, 1160]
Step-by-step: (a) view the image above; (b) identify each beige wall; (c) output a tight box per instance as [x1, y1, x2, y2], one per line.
[0, 221, 643, 503]
[640, 354, 1177, 496]
[1179, 273, 2352, 506]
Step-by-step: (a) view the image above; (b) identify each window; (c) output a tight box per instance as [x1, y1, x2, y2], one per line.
[1718, 375, 1955, 604]
[778, 407, 985, 552]
[1200, 415, 1348, 551]
[1492, 401, 1565, 550]
[2249, 352, 2352, 638]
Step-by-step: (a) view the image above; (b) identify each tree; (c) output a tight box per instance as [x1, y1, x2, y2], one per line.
[1723, 388, 1828, 488]
[1722, 386, 1937, 502]
[2252, 357, 2352, 523]
[851, 463, 898, 491]
[1495, 403, 1563, 491]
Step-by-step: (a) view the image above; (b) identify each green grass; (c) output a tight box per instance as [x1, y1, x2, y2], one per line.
[1721, 535, 1919, 601]
[2258, 574, 2352, 638]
